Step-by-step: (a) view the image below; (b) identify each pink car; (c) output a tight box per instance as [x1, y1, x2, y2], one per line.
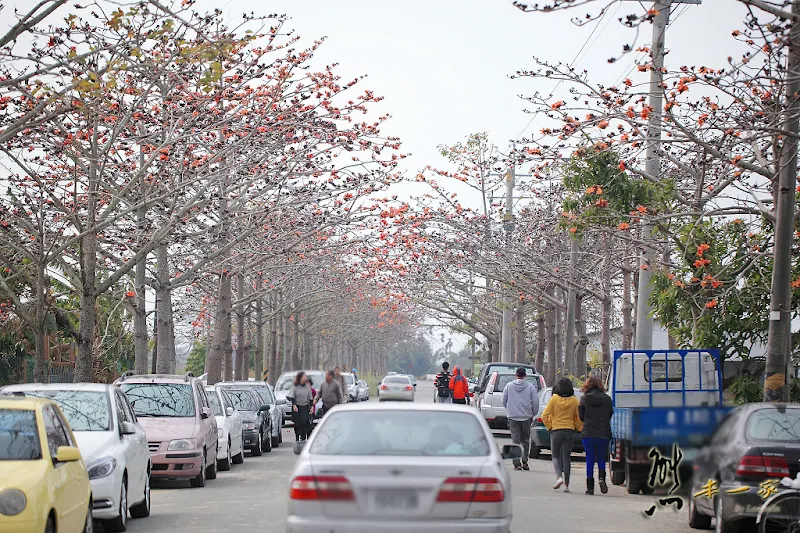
[117, 373, 219, 487]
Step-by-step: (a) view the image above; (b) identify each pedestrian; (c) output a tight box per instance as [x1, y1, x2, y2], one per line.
[333, 366, 347, 404]
[352, 368, 358, 383]
[449, 365, 470, 404]
[286, 371, 314, 441]
[541, 377, 583, 492]
[579, 375, 613, 495]
[434, 362, 452, 403]
[502, 367, 538, 471]
[318, 370, 343, 417]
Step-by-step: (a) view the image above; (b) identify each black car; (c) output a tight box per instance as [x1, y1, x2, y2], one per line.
[689, 403, 800, 533]
[223, 388, 272, 455]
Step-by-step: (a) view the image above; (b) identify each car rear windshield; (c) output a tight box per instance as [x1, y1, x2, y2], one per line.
[120, 383, 195, 418]
[384, 376, 410, 384]
[746, 409, 800, 441]
[309, 410, 490, 456]
[22, 390, 110, 431]
[344, 374, 355, 385]
[207, 390, 223, 417]
[494, 374, 541, 392]
[0, 409, 41, 460]
[224, 389, 259, 411]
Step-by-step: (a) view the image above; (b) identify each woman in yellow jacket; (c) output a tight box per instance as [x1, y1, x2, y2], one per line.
[541, 377, 583, 492]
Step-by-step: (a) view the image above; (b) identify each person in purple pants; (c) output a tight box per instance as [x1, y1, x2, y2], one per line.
[578, 375, 614, 495]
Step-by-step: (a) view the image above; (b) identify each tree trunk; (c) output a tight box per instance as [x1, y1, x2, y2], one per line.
[242, 317, 252, 379]
[564, 236, 579, 376]
[155, 244, 175, 374]
[76, 239, 97, 383]
[622, 267, 634, 350]
[33, 260, 47, 383]
[632, 266, 640, 348]
[255, 291, 264, 381]
[133, 254, 149, 374]
[291, 308, 300, 369]
[235, 274, 246, 381]
[282, 304, 290, 373]
[206, 271, 232, 385]
[535, 314, 545, 375]
[575, 294, 588, 377]
[554, 296, 564, 375]
[601, 296, 612, 367]
[545, 303, 556, 386]
[514, 299, 526, 363]
[269, 295, 278, 383]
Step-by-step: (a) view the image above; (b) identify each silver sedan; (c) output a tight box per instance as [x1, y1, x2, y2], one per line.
[286, 403, 519, 533]
[378, 375, 415, 401]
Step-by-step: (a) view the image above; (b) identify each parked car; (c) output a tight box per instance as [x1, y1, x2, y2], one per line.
[116, 373, 218, 488]
[0, 395, 93, 533]
[205, 386, 245, 471]
[407, 374, 417, 390]
[475, 371, 544, 430]
[342, 372, 358, 402]
[476, 362, 544, 397]
[218, 381, 283, 448]
[356, 380, 370, 401]
[530, 387, 584, 459]
[2, 383, 151, 531]
[689, 402, 800, 532]
[286, 402, 520, 533]
[274, 371, 325, 424]
[221, 388, 271, 455]
[378, 375, 415, 402]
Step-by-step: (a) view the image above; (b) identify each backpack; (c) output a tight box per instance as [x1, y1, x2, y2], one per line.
[436, 372, 451, 397]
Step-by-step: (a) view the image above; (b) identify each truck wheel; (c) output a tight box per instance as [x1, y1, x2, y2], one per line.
[610, 469, 625, 486]
[625, 462, 642, 494]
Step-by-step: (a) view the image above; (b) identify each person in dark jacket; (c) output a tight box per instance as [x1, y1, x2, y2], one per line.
[579, 375, 613, 495]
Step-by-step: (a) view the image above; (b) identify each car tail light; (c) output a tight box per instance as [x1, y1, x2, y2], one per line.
[539, 376, 546, 389]
[535, 417, 543, 423]
[405, 385, 413, 391]
[380, 385, 388, 390]
[437, 477, 504, 502]
[290, 475, 354, 500]
[736, 455, 789, 477]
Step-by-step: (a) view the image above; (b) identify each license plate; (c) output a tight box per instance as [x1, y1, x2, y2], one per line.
[374, 490, 418, 510]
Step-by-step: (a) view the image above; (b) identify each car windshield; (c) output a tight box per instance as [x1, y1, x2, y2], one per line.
[746, 409, 800, 441]
[276, 372, 324, 391]
[120, 383, 195, 418]
[384, 376, 410, 384]
[494, 374, 541, 392]
[224, 389, 259, 411]
[21, 390, 111, 431]
[310, 410, 490, 456]
[206, 390, 223, 417]
[0, 409, 41, 460]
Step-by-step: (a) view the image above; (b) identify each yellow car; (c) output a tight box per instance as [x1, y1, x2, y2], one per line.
[0, 395, 92, 533]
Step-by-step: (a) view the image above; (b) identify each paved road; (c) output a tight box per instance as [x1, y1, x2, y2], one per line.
[124, 380, 694, 533]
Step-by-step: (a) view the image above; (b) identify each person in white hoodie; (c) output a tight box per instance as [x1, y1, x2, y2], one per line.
[502, 367, 539, 471]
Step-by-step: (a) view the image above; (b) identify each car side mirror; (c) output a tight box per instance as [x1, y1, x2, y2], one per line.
[276, 398, 286, 406]
[501, 444, 522, 460]
[225, 406, 234, 417]
[293, 440, 307, 455]
[55, 446, 82, 463]
[121, 421, 137, 435]
[201, 407, 210, 419]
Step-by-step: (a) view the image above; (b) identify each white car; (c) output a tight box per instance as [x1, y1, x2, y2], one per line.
[287, 403, 519, 533]
[2, 383, 151, 532]
[205, 386, 245, 470]
[378, 375, 415, 401]
[342, 372, 359, 402]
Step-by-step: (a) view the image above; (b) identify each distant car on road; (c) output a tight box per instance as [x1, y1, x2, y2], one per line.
[274, 370, 325, 425]
[342, 372, 359, 402]
[689, 402, 800, 533]
[205, 386, 245, 470]
[286, 402, 519, 533]
[356, 380, 370, 401]
[2, 383, 152, 531]
[476, 370, 544, 430]
[530, 387, 584, 459]
[378, 375, 415, 402]
[407, 374, 417, 390]
[117, 373, 219, 488]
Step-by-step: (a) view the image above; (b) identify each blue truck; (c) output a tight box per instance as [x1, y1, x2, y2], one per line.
[608, 349, 732, 494]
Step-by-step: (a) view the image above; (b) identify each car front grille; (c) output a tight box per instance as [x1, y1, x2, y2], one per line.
[148, 442, 161, 455]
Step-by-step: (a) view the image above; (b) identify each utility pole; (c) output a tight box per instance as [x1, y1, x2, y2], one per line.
[764, 0, 800, 402]
[501, 151, 516, 362]
[626, 0, 700, 349]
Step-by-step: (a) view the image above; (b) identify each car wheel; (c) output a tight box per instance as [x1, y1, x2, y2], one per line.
[190, 452, 206, 487]
[263, 427, 272, 453]
[689, 493, 712, 529]
[529, 443, 541, 460]
[251, 433, 263, 456]
[279, 430, 283, 444]
[272, 433, 280, 448]
[206, 449, 217, 480]
[715, 496, 740, 533]
[218, 441, 232, 471]
[45, 516, 55, 533]
[129, 473, 150, 519]
[104, 478, 127, 532]
[232, 446, 245, 464]
[83, 501, 94, 533]
[610, 469, 626, 486]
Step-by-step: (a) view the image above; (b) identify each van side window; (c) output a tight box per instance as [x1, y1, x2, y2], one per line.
[644, 360, 683, 383]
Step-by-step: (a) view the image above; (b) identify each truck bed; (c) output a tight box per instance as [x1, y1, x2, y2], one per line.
[611, 406, 732, 447]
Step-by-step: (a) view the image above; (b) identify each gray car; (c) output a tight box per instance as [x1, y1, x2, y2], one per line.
[287, 403, 518, 532]
[218, 381, 285, 448]
[273, 371, 326, 424]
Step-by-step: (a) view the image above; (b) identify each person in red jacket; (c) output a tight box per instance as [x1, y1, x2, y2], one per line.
[449, 366, 470, 405]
